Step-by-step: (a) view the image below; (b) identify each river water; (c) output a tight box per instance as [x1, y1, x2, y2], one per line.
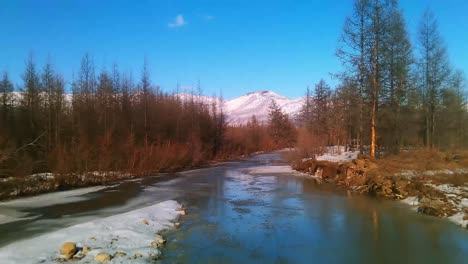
[0, 152, 467, 263]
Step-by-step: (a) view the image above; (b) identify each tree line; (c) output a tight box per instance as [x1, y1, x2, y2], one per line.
[299, 0, 467, 157]
[0, 54, 236, 178]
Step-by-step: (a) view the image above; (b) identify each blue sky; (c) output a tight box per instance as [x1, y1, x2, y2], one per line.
[0, 0, 467, 99]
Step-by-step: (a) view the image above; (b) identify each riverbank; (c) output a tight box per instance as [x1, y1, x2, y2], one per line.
[0, 151, 263, 201]
[289, 149, 468, 229]
[0, 200, 183, 263]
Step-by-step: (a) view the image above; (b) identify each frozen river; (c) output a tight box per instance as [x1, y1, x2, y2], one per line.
[0, 152, 467, 263]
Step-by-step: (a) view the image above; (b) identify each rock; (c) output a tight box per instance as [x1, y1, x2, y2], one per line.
[142, 219, 149, 225]
[114, 252, 127, 258]
[132, 253, 143, 259]
[151, 241, 159, 248]
[60, 242, 77, 256]
[174, 222, 181, 228]
[94, 253, 112, 262]
[82, 246, 90, 255]
[179, 210, 186, 216]
[155, 234, 166, 244]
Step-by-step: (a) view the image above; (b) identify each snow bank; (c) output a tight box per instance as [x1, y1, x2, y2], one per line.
[423, 183, 468, 228]
[0, 200, 181, 264]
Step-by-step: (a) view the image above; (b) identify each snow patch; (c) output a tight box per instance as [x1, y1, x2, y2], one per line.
[0, 200, 181, 264]
[316, 151, 359, 163]
[448, 212, 468, 229]
[426, 184, 463, 195]
[401, 196, 419, 206]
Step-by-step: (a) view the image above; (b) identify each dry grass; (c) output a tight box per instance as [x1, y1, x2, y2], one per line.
[375, 149, 468, 175]
[372, 149, 468, 187]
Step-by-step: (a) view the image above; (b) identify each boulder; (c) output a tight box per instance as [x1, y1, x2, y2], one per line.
[132, 253, 143, 259]
[179, 210, 186, 216]
[142, 219, 149, 225]
[60, 242, 77, 256]
[94, 253, 112, 262]
[174, 222, 181, 228]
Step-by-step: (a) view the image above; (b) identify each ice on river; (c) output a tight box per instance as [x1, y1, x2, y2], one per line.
[245, 165, 297, 174]
[0, 185, 111, 209]
[0, 185, 115, 225]
[0, 200, 181, 264]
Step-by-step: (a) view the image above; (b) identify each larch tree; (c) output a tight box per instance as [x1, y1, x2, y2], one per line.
[0, 72, 14, 131]
[268, 100, 296, 148]
[337, 0, 371, 150]
[417, 9, 451, 148]
[380, 2, 413, 153]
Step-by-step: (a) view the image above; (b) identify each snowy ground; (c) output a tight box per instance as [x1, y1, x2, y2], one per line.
[315, 151, 359, 163]
[303, 146, 359, 163]
[0, 200, 181, 263]
[401, 183, 468, 228]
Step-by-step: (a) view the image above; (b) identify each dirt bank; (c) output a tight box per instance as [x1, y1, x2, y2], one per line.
[291, 150, 468, 228]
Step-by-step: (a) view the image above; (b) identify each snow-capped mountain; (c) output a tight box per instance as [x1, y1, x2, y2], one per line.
[224, 91, 303, 125]
[177, 90, 304, 125]
[4, 90, 303, 126]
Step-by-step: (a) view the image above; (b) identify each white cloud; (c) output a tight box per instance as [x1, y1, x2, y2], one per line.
[168, 14, 187, 28]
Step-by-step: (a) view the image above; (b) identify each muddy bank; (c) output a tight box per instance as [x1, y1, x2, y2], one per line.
[291, 157, 468, 228]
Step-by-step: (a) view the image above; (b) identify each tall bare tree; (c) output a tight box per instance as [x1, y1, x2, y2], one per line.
[417, 9, 451, 148]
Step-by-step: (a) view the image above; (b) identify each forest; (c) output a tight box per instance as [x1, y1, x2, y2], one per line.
[0, 0, 467, 182]
[0, 54, 282, 180]
[296, 0, 468, 158]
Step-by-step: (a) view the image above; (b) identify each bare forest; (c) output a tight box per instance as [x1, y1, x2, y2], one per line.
[297, 1, 467, 158]
[0, 54, 281, 182]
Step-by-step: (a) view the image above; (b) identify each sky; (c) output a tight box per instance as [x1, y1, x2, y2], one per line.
[0, 0, 467, 99]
